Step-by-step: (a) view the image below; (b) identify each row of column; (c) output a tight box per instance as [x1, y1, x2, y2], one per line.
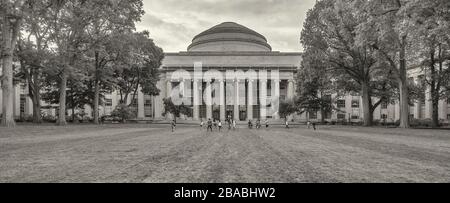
[166, 79, 295, 121]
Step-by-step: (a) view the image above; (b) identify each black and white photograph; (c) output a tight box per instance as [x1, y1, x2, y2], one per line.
[1, 0, 450, 193]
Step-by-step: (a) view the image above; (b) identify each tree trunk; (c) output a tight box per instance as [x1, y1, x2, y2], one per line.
[1, 18, 16, 127]
[361, 82, 372, 126]
[93, 80, 100, 124]
[57, 72, 67, 126]
[398, 36, 410, 128]
[430, 46, 439, 128]
[431, 98, 439, 128]
[320, 108, 325, 124]
[32, 94, 42, 123]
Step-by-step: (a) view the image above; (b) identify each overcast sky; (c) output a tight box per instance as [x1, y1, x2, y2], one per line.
[136, 0, 316, 53]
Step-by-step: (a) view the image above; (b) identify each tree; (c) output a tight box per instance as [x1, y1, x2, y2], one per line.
[278, 100, 297, 121]
[111, 104, 135, 123]
[113, 31, 164, 105]
[16, 1, 53, 123]
[301, 0, 394, 126]
[356, 0, 415, 128]
[1, 0, 27, 127]
[46, 0, 94, 126]
[296, 48, 334, 124]
[162, 97, 192, 123]
[85, 0, 144, 124]
[407, 0, 450, 127]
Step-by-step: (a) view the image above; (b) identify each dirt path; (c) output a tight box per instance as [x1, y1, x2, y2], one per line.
[0, 125, 449, 183]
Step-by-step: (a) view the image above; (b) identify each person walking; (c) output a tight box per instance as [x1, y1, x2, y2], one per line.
[248, 120, 253, 129]
[233, 120, 237, 130]
[307, 121, 311, 129]
[218, 120, 223, 132]
[285, 120, 289, 129]
[265, 119, 269, 128]
[207, 118, 213, 132]
[171, 120, 176, 132]
[200, 120, 204, 131]
[256, 119, 261, 129]
[213, 119, 218, 130]
[312, 122, 317, 131]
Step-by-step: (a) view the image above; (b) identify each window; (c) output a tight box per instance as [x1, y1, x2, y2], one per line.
[105, 99, 113, 107]
[337, 114, 346, 120]
[145, 99, 152, 106]
[337, 100, 346, 108]
[352, 100, 360, 108]
[144, 99, 152, 118]
[381, 102, 388, 109]
[381, 114, 388, 120]
[447, 114, 450, 120]
[131, 99, 138, 107]
[351, 115, 359, 119]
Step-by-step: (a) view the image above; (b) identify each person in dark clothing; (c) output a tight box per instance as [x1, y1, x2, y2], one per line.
[312, 122, 317, 131]
[207, 119, 213, 132]
[171, 120, 176, 132]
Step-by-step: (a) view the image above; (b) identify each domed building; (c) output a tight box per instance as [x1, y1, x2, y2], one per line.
[153, 22, 303, 121]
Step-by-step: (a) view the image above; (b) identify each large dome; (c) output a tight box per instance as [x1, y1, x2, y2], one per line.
[187, 22, 272, 52]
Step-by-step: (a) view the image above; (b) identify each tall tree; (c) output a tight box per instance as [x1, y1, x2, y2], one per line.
[296, 48, 334, 123]
[408, 0, 450, 127]
[0, 0, 28, 127]
[356, 0, 415, 128]
[48, 0, 93, 126]
[16, 0, 54, 123]
[85, 0, 144, 124]
[113, 31, 164, 105]
[301, 0, 393, 126]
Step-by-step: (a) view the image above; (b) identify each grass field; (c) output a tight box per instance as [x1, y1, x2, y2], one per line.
[0, 124, 449, 183]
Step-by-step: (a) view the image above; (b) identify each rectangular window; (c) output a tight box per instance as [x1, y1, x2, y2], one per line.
[337, 100, 346, 108]
[145, 99, 152, 106]
[381, 102, 388, 109]
[381, 114, 388, 120]
[105, 99, 113, 107]
[351, 115, 359, 119]
[447, 114, 450, 120]
[352, 100, 360, 108]
[337, 114, 346, 120]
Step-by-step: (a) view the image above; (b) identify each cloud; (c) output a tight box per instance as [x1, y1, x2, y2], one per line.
[137, 0, 316, 52]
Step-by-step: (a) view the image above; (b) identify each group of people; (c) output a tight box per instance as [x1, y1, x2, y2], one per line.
[170, 118, 317, 132]
[248, 119, 270, 129]
[200, 119, 226, 132]
[199, 118, 272, 132]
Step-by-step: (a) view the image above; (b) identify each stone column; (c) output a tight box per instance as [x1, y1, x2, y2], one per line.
[247, 80, 254, 120]
[260, 79, 267, 120]
[206, 80, 212, 119]
[274, 80, 280, 120]
[425, 85, 432, 119]
[287, 79, 295, 100]
[220, 80, 226, 121]
[166, 80, 173, 120]
[413, 77, 421, 119]
[234, 80, 240, 121]
[166, 80, 172, 98]
[137, 88, 145, 119]
[153, 80, 163, 119]
[193, 80, 200, 120]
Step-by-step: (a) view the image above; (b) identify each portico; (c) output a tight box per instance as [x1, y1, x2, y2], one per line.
[153, 22, 302, 121]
